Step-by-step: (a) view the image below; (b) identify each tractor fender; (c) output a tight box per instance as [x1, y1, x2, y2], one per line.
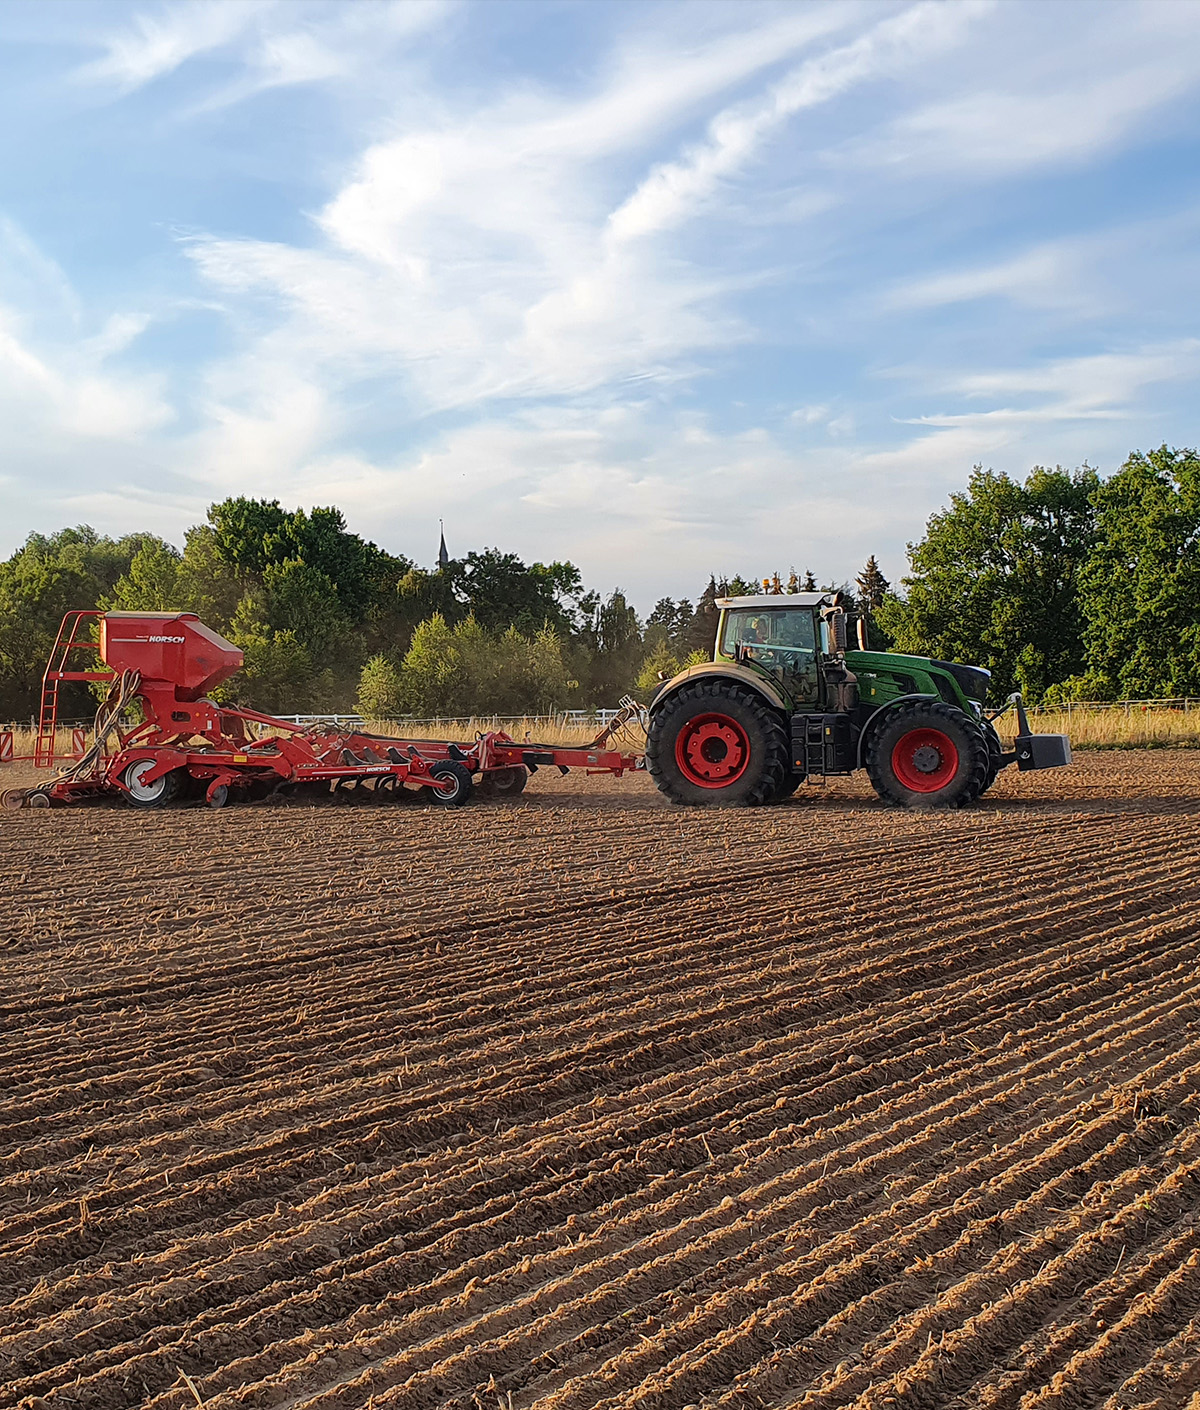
[854, 694, 941, 767]
[648, 662, 789, 715]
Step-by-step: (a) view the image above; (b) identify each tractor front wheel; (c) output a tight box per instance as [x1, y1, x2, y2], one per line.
[647, 680, 788, 807]
[865, 702, 989, 809]
[978, 718, 1004, 795]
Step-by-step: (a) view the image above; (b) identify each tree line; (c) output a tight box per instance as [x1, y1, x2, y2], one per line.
[0, 499, 759, 720]
[877, 445, 1200, 703]
[1, 444, 1194, 722]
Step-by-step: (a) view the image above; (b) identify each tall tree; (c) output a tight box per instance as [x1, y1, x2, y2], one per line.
[685, 576, 721, 657]
[1074, 445, 1200, 698]
[855, 556, 890, 611]
[453, 548, 581, 634]
[876, 464, 1099, 700]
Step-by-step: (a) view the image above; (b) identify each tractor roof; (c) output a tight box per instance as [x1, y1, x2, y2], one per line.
[716, 593, 834, 610]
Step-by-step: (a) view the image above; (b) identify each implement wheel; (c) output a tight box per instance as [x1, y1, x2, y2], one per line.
[865, 701, 988, 809]
[478, 766, 528, 799]
[429, 761, 473, 808]
[647, 680, 788, 807]
[122, 760, 183, 808]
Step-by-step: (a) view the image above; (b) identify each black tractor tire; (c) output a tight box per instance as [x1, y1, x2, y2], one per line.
[771, 769, 807, 802]
[865, 701, 989, 809]
[979, 719, 1004, 795]
[122, 759, 183, 808]
[478, 765, 529, 798]
[646, 679, 788, 807]
[429, 761, 474, 808]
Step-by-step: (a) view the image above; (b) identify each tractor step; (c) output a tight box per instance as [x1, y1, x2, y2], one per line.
[792, 713, 855, 776]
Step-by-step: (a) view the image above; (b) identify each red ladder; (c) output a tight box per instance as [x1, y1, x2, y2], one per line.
[35, 611, 111, 768]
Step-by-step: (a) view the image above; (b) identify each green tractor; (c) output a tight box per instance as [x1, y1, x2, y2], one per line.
[645, 592, 1071, 808]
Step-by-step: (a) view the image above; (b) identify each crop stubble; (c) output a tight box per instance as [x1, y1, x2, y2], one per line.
[2, 753, 1200, 1409]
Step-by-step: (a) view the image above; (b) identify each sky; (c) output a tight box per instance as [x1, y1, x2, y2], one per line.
[1, 0, 1199, 608]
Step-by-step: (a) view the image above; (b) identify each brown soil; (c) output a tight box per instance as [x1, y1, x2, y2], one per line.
[3, 751, 1200, 1410]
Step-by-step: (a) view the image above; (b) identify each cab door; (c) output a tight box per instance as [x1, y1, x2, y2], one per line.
[719, 609, 821, 706]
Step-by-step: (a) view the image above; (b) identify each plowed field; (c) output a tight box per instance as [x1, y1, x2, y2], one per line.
[4, 751, 1200, 1410]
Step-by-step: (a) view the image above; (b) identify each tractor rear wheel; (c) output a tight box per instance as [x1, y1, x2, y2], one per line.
[771, 769, 806, 802]
[865, 701, 989, 809]
[647, 680, 788, 807]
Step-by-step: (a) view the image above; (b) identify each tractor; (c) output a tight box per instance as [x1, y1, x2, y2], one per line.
[644, 592, 1071, 808]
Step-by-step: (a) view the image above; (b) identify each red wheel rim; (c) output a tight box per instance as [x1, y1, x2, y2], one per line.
[892, 727, 959, 792]
[675, 713, 750, 788]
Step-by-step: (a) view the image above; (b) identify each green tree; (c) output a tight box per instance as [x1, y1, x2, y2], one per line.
[0, 527, 164, 719]
[263, 559, 351, 660]
[581, 589, 642, 701]
[636, 639, 681, 695]
[398, 613, 461, 716]
[1069, 445, 1200, 699]
[224, 595, 333, 713]
[877, 464, 1099, 700]
[104, 540, 182, 612]
[855, 555, 890, 612]
[645, 597, 695, 655]
[382, 613, 577, 717]
[357, 653, 406, 719]
[208, 497, 409, 623]
[455, 548, 581, 634]
[685, 576, 720, 657]
[207, 498, 291, 575]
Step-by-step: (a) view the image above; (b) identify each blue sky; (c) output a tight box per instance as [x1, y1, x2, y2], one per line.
[1, 0, 1199, 607]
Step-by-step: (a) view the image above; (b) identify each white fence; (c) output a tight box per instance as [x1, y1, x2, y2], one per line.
[1024, 698, 1200, 715]
[276, 709, 627, 730]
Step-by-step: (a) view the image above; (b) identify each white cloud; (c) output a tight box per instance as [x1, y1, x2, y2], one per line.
[7, 0, 1200, 601]
[184, 0, 986, 430]
[848, 342, 1200, 522]
[884, 244, 1082, 312]
[945, 342, 1200, 414]
[74, 0, 452, 107]
[840, 1, 1200, 179]
[607, 0, 987, 244]
[0, 224, 176, 531]
[75, 1, 263, 91]
[0, 317, 170, 441]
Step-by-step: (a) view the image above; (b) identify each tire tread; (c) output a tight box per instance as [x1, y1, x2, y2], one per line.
[646, 680, 788, 807]
[864, 700, 989, 809]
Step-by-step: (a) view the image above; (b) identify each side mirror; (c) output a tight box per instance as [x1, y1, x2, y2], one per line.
[821, 608, 848, 654]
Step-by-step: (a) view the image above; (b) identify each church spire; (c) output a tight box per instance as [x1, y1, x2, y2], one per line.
[437, 520, 449, 571]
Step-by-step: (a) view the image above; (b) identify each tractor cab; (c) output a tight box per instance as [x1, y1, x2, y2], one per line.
[715, 593, 840, 706]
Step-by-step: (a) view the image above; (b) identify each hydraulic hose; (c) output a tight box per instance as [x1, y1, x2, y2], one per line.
[34, 669, 142, 794]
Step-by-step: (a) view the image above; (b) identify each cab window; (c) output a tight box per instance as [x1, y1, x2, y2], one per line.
[720, 609, 816, 658]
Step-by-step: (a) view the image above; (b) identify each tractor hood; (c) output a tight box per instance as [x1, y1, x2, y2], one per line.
[845, 650, 991, 705]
